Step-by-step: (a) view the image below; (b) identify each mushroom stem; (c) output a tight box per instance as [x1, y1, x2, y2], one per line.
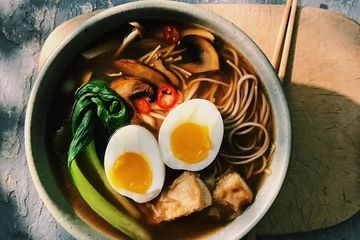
[114, 22, 145, 59]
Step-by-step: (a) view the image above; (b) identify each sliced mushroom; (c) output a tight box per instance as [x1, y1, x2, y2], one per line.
[113, 59, 170, 87]
[110, 77, 161, 135]
[181, 28, 215, 42]
[178, 36, 220, 74]
[110, 77, 155, 101]
[152, 58, 180, 87]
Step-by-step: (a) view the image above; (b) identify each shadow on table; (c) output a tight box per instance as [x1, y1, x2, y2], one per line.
[0, 106, 22, 153]
[254, 7, 360, 237]
[0, 107, 30, 239]
[258, 211, 360, 240]
[252, 82, 360, 238]
[0, 185, 30, 239]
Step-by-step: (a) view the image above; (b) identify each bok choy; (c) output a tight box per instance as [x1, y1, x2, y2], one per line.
[68, 80, 151, 240]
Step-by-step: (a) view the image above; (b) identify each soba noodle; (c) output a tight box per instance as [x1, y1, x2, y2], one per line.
[49, 21, 277, 240]
[135, 41, 273, 180]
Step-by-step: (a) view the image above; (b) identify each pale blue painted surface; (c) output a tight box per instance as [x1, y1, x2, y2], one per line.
[0, 0, 358, 239]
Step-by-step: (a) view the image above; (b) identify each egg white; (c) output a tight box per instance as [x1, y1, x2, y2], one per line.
[104, 125, 165, 203]
[159, 99, 224, 171]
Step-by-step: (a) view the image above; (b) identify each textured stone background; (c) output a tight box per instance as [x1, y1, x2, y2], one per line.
[0, 0, 359, 239]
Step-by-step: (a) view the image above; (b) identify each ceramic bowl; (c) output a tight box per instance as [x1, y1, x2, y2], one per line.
[25, 1, 291, 239]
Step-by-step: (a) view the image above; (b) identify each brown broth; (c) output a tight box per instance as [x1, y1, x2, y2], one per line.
[46, 20, 273, 239]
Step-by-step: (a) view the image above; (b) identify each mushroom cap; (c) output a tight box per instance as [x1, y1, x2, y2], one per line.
[111, 77, 155, 101]
[113, 59, 171, 87]
[178, 35, 220, 74]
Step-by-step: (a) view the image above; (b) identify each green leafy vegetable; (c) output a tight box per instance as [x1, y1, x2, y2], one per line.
[67, 80, 150, 240]
[84, 140, 142, 220]
[68, 80, 131, 165]
[70, 159, 151, 240]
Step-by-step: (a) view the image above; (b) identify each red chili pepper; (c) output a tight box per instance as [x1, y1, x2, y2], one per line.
[134, 98, 151, 114]
[156, 85, 178, 109]
[163, 25, 181, 44]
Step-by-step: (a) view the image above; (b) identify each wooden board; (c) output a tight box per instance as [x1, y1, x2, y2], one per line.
[39, 4, 360, 235]
[198, 4, 360, 235]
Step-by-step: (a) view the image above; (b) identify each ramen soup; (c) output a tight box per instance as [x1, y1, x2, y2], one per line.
[47, 20, 274, 240]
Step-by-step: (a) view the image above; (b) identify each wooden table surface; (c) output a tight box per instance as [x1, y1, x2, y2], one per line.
[0, 0, 359, 239]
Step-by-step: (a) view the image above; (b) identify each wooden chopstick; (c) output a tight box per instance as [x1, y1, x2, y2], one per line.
[271, 0, 292, 71]
[278, 0, 298, 82]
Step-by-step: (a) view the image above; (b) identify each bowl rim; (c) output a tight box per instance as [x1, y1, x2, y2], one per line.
[25, 1, 291, 239]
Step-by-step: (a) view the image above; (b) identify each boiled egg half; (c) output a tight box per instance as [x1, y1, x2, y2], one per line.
[104, 125, 165, 203]
[159, 99, 224, 171]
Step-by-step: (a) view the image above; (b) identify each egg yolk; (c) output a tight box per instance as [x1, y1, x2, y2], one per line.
[171, 122, 211, 163]
[109, 152, 152, 194]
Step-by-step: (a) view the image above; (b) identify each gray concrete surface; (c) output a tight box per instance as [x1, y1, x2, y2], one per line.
[0, 0, 359, 239]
